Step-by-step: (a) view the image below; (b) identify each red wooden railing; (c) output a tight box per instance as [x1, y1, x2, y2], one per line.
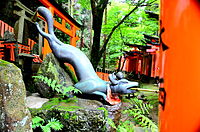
[0, 20, 14, 60]
[0, 20, 14, 38]
[0, 20, 41, 62]
[28, 38, 37, 52]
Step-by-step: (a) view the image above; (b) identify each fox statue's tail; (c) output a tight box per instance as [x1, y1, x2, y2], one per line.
[34, 6, 62, 45]
[36, 7, 54, 35]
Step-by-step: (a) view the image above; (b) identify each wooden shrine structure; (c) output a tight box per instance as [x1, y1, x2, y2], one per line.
[120, 34, 160, 80]
[37, 0, 81, 58]
[0, 0, 81, 62]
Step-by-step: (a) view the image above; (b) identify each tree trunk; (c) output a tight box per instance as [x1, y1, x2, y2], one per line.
[90, 0, 108, 69]
[103, 7, 107, 70]
[90, 13, 103, 69]
[117, 56, 122, 72]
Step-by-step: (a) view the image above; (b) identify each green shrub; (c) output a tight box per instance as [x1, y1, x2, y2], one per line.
[32, 116, 63, 132]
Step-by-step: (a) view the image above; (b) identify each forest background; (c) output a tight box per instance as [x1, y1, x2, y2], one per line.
[55, 0, 159, 70]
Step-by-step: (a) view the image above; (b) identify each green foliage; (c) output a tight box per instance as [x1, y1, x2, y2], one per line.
[77, 0, 91, 9]
[98, 98, 158, 132]
[55, 29, 70, 44]
[98, 107, 108, 117]
[132, 98, 153, 115]
[56, 0, 159, 69]
[98, 107, 117, 129]
[117, 120, 135, 132]
[39, 97, 81, 111]
[99, 96, 158, 132]
[33, 75, 82, 97]
[32, 116, 45, 129]
[31, 97, 82, 131]
[97, 107, 134, 131]
[64, 65, 78, 83]
[98, 107, 136, 131]
[139, 83, 159, 107]
[32, 116, 63, 132]
[56, 105, 82, 111]
[146, 94, 159, 106]
[99, 0, 159, 69]
[124, 98, 158, 132]
[54, 13, 70, 44]
[64, 112, 70, 119]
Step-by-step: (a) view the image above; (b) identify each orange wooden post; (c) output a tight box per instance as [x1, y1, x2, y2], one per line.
[144, 57, 147, 76]
[155, 51, 160, 77]
[0, 20, 14, 38]
[4, 43, 16, 61]
[70, 25, 79, 47]
[142, 57, 145, 75]
[135, 58, 138, 74]
[159, 0, 200, 131]
[4, 23, 8, 32]
[0, 42, 4, 59]
[0, 21, 4, 38]
[31, 40, 36, 50]
[126, 59, 130, 72]
[138, 59, 142, 74]
[151, 54, 155, 77]
[0, 21, 3, 38]
[28, 38, 31, 51]
[28, 38, 37, 52]
[42, 6, 54, 58]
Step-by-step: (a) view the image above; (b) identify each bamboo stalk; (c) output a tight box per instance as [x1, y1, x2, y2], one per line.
[130, 88, 159, 93]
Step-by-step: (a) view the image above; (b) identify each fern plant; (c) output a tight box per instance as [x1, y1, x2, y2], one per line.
[98, 107, 135, 132]
[124, 98, 158, 132]
[117, 120, 135, 132]
[33, 75, 82, 97]
[97, 107, 117, 130]
[97, 107, 117, 129]
[32, 116, 63, 132]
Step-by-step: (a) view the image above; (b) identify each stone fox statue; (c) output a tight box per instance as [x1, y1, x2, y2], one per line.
[35, 6, 138, 105]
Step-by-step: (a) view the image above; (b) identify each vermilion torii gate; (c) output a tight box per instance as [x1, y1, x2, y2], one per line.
[37, 0, 81, 58]
[159, 0, 200, 131]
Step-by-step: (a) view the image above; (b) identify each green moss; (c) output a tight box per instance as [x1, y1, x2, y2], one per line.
[71, 114, 77, 120]
[56, 105, 82, 111]
[29, 97, 82, 118]
[63, 64, 78, 83]
[47, 61, 59, 78]
[0, 60, 11, 66]
[64, 112, 70, 119]
[37, 55, 72, 85]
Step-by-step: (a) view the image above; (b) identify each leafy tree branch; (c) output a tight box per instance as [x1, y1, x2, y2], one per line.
[100, 0, 156, 57]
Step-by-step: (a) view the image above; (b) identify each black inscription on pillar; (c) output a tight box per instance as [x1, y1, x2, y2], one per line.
[159, 87, 166, 111]
[160, 27, 169, 51]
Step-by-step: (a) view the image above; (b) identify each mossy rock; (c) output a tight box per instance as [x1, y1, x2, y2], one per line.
[29, 97, 122, 132]
[0, 60, 32, 131]
[0, 59, 10, 67]
[35, 53, 75, 98]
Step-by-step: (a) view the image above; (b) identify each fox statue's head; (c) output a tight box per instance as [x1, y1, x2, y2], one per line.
[110, 79, 138, 94]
